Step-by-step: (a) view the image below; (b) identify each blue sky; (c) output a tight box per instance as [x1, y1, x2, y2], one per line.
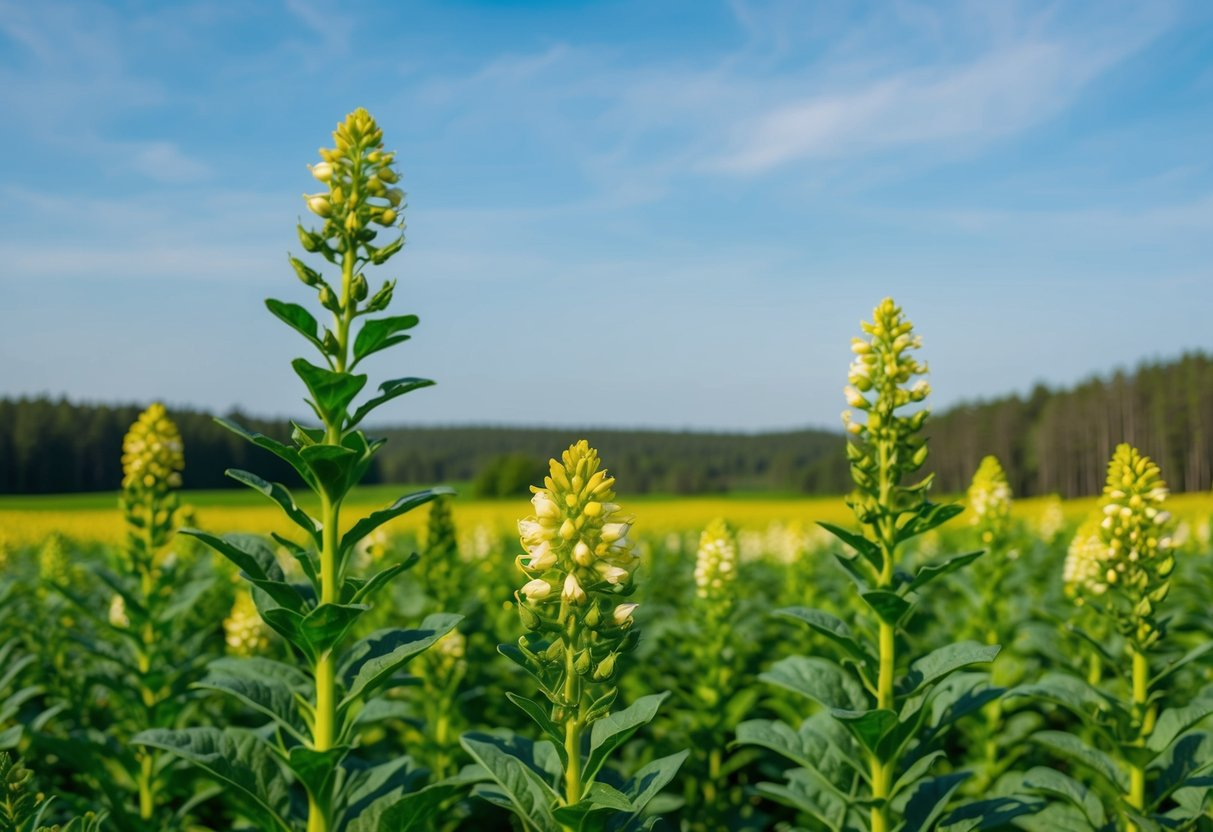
[2, 0, 1211, 430]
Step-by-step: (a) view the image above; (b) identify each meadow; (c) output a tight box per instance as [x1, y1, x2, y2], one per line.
[3, 109, 1213, 832]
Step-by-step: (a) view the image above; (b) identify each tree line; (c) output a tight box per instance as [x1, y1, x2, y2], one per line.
[1, 351, 1210, 497]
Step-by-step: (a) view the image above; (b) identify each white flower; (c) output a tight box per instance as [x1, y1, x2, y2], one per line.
[562, 573, 586, 604]
[613, 603, 639, 626]
[531, 492, 560, 519]
[601, 522, 631, 544]
[596, 564, 629, 585]
[310, 162, 333, 181]
[573, 540, 594, 566]
[526, 541, 556, 571]
[521, 579, 552, 602]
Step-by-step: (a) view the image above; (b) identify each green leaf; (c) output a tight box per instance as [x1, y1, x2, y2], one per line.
[348, 377, 435, 428]
[755, 768, 852, 832]
[891, 750, 945, 798]
[180, 531, 306, 613]
[340, 488, 454, 558]
[460, 733, 560, 832]
[1150, 731, 1213, 807]
[133, 727, 292, 832]
[761, 656, 869, 711]
[896, 772, 969, 832]
[507, 693, 564, 746]
[353, 314, 419, 365]
[583, 693, 669, 786]
[817, 522, 882, 571]
[194, 658, 310, 743]
[624, 750, 689, 816]
[287, 745, 348, 811]
[1010, 673, 1124, 724]
[861, 590, 911, 626]
[938, 795, 1046, 831]
[224, 469, 320, 545]
[552, 782, 634, 826]
[215, 417, 317, 491]
[339, 613, 462, 709]
[370, 778, 474, 831]
[907, 551, 984, 593]
[348, 559, 416, 606]
[830, 708, 897, 756]
[1147, 697, 1213, 754]
[1022, 766, 1106, 828]
[299, 444, 360, 503]
[1152, 642, 1213, 692]
[301, 603, 368, 655]
[775, 607, 874, 668]
[1032, 730, 1128, 792]
[291, 358, 367, 426]
[266, 299, 325, 355]
[898, 642, 1000, 697]
[735, 717, 856, 773]
[897, 502, 964, 543]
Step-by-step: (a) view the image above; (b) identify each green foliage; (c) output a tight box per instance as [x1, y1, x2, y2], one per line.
[741, 298, 1011, 832]
[132, 109, 460, 832]
[465, 441, 684, 830]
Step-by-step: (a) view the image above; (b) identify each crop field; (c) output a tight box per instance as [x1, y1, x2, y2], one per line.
[4, 108, 1213, 832]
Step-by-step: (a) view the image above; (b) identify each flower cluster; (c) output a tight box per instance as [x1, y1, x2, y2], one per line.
[224, 590, 271, 657]
[1037, 495, 1066, 543]
[842, 298, 931, 525]
[1097, 444, 1174, 645]
[121, 403, 184, 494]
[694, 518, 738, 602]
[968, 455, 1013, 551]
[515, 441, 639, 682]
[109, 594, 130, 629]
[297, 108, 405, 296]
[1063, 519, 1109, 600]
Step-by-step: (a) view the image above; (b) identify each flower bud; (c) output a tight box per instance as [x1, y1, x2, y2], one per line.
[310, 162, 333, 181]
[573, 540, 594, 567]
[306, 195, 332, 217]
[562, 573, 586, 604]
[521, 579, 551, 602]
[613, 603, 638, 627]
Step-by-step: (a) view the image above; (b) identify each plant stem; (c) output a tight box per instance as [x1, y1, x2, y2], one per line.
[562, 615, 583, 828]
[1126, 647, 1153, 828]
[869, 429, 896, 832]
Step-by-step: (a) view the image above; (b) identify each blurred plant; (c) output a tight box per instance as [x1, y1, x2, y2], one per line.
[461, 441, 687, 831]
[1015, 444, 1213, 831]
[741, 298, 1008, 832]
[135, 108, 460, 832]
[0, 753, 105, 832]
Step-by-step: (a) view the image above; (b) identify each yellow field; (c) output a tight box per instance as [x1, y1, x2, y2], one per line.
[2, 490, 1210, 548]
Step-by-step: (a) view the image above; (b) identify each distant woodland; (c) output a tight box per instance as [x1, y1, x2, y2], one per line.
[2, 352, 1211, 498]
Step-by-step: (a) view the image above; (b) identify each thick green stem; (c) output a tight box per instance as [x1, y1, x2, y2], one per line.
[1127, 648, 1152, 828]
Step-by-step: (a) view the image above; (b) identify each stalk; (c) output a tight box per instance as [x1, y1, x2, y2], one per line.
[1127, 648, 1152, 827]
[562, 614, 583, 812]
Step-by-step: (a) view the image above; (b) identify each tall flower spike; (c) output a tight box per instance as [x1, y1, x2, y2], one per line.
[1063, 518, 1110, 602]
[694, 518, 738, 603]
[1097, 444, 1175, 647]
[122, 403, 184, 493]
[968, 455, 1012, 550]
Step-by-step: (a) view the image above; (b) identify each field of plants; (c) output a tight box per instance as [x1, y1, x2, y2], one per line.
[4, 110, 1213, 832]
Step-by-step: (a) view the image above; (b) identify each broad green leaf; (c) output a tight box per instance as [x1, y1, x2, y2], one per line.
[891, 750, 944, 798]
[133, 727, 292, 832]
[371, 778, 474, 831]
[507, 693, 564, 746]
[1151, 642, 1213, 692]
[301, 603, 368, 655]
[288, 746, 349, 814]
[907, 550, 984, 593]
[623, 750, 689, 815]
[735, 716, 858, 775]
[195, 658, 310, 742]
[338, 756, 428, 832]
[552, 782, 634, 826]
[1022, 766, 1106, 828]
[266, 299, 326, 354]
[224, 469, 320, 545]
[831, 708, 898, 757]
[776, 607, 875, 668]
[761, 656, 868, 711]
[300, 444, 361, 503]
[756, 767, 852, 832]
[340, 488, 453, 557]
[181, 532, 306, 613]
[862, 591, 911, 626]
[352, 314, 419, 365]
[896, 772, 969, 832]
[460, 733, 560, 832]
[1032, 730, 1128, 792]
[898, 642, 1000, 697]
[214, 417, 316, 491]
[348, 377, 435, 428]
[817, 522, 882, 571]
[1150, 731, 1213, 807]
[583, 693, 669, 786]
[291, 358, 367, 426]
[339, 613, 461, 708]
[348, 559, 416, 606]
[1010, 673, 1125, 724]
[1147, 697, 1213, 754]
[896, 502, 964, 543]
